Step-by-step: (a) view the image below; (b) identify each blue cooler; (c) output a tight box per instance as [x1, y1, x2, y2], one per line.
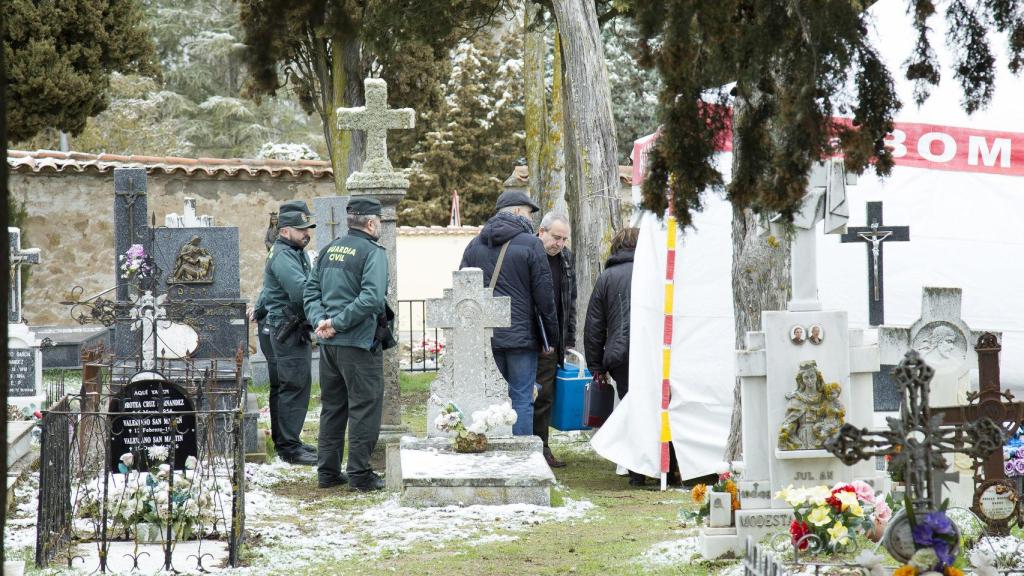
[551, 350, 592, 431]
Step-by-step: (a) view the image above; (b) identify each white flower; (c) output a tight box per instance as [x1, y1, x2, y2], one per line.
[468, 420, 488, 435]
[147, 445, 169, 462]
[184, 455, 197, 470]
[714, 461, 730, 475]
[970, 548, 999, 576]
[730, 461, 746, 475]
[119, 452, 134, 467]
[854, 550, 887, 576]
[157, 463, 171, 478]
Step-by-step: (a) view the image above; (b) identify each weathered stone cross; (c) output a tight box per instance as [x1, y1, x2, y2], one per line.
[130, 290, 169, 370]
[337, 78, 415, 175]
[9, 227, 41, 324]
[425, 268, 512, 438]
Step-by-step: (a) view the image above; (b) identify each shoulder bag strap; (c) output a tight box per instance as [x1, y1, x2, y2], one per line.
[489, 241, 512, 294]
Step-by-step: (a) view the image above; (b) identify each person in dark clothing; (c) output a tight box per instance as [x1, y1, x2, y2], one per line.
[584, 227, 644, 486]
[460, 191, 559, 436]
[533, 212, 577, 468]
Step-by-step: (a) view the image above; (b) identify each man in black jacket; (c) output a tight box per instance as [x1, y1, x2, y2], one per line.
[533, 212, 577, 468]
[460, 191, 559, 436]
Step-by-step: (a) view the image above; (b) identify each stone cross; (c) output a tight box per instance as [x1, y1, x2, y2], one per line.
[785, 160, 852, 311]
[8, 227, 41, 324]
[931, 333, 1024, 534]
[840, 202, 910, 326]
[425, 268, 512, 438]
[879, 287, 998, 408]
[165, 197, 214, 228]
[826, 350, 1003, 513]
[312, 195, 350, 251]
[337, 78, 415, 176]
[129, 290, 169, 370]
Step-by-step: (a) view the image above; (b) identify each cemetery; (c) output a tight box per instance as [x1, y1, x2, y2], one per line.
[6, 0, 1024, 575]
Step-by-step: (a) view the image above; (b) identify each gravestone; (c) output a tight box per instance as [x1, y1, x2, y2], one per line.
[108, 376, 198, 472]
[312, 196, 349, 250]
[702, 161, 879, 559]
[336, 77, 415, 453]
[424, 268, 513, 438]
[8, 227, 44, 409]
[113, 168, 151, 302]
[34, 326, 110, 369]
[390, 268, 555, 506]
[931, 333, 1024, 534]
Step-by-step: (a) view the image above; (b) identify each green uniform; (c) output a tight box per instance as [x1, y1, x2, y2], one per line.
[304, 229, 389, 485]
[263, 237, 313, 457]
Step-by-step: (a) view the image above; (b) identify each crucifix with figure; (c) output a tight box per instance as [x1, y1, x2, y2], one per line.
[931, 332, 1024, 534]
[825, 351, 1004, 561]
[840, 202, 909, 326]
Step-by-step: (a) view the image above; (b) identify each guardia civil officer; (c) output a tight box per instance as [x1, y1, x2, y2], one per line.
[262, 200, 318, 466]
[304, 197, 393, 491]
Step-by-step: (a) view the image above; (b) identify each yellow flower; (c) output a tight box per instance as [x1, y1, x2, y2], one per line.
[836, 491, 863, 516]
[806, 485, 832, 506]
[691, 483, 707, 504]
[827, 521, 849, 546]
[894, 566, 917, 576]
[724, 480, 738, 496]
[945, 568, 964, 576]
[807, 506, 832, 527]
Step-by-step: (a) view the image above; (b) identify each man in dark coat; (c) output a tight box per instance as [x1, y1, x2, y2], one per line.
[460, 191, 559, 436]
[533, 212, 577, 468]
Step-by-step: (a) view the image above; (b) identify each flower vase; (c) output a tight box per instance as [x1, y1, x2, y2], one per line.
[453, 432, 488, 454]
[708, 492, 733, 528]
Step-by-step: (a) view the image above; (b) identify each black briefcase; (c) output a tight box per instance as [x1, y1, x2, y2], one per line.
[583, 375, 616, 428]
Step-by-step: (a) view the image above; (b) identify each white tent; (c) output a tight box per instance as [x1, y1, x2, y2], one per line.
[593, 0, 1024, 481]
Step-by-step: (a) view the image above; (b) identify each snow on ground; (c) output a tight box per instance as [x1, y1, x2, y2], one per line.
[637, 537, 701, 567]
[4, 473, 40, 556]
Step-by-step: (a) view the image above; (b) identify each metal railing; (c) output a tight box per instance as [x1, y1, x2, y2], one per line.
[397, 299, 442, 372]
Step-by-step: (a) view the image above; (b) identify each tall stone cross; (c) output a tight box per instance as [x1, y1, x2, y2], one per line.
[931, 333, 1024, 534]
[826, 350, 1003, 516]
[840, 202, 910, 326]
[785, 159, 851, 311]
[9, 227, 41, 324]
[337, 78, 415, 187]
[129, 290, 169, 370]
[425, 268, 512, 438]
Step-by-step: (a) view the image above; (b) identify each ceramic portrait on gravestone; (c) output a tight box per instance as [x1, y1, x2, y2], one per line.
[790, 325, 806, 344]
[809, 325, 824, 345]
[778, 360, 846, 451]
[912, 321, 968, 372]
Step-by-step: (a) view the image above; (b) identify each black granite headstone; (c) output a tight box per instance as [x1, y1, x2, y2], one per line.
[873, 365, 900, 411]
[8, 347, 37, 396]
[113, 168, 150, 302]
[109, 377, 197, 471]
[152, 227, 240, 300]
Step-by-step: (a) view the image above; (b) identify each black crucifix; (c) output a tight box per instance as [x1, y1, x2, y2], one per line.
[931, 333, 1024, 534]
[840, 202, 909, 326]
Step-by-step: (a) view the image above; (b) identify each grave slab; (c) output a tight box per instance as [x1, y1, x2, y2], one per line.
[34, 325, 110, 369]
[397, 436, 554, 507]
[7, 420, 36, 468]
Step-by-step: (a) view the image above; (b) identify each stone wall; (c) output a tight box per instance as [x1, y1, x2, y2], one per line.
[9, 159, 334, 329]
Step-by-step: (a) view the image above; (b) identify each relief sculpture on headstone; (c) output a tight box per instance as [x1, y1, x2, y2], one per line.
[912, 321, 968, 372]
[169, 235, 215, 284]
[777, 360, 846, 451]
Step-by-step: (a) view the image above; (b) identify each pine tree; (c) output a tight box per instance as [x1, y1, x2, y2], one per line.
[400, 29, 527, 226]
[5, 0, 158, 143]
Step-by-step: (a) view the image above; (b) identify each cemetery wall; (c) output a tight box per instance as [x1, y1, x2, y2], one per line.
[9, 152, 333, 328]
[395, 226, 479, 302]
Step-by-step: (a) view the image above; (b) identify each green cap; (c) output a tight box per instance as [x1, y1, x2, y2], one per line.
[278, 200, 315, 229]
[347, 197, 382, 216]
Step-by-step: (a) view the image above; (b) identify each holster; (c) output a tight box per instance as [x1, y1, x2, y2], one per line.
[372, 303, 398, 352]
[274, 307, 307, 344]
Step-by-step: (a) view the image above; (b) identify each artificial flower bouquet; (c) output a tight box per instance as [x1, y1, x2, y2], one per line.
[434, 401, 517, 453]
[1004, 427, 1024, 477]
[119, 243, 154, 280]
[779, 481, 892, 551]
[890, 498, 964, 576]
[683, 462, 743, 525]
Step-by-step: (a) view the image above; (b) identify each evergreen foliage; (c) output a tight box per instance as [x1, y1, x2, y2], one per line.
[634, 0, 1024, 229]
[400, 28, 527, 226]
[5, 0, 159, 143]
[603, 17, 662, 161]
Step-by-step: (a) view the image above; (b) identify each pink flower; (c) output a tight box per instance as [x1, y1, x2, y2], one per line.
[1015, 458, 1024, 475]
[873, 499, 892, 523]
[850, 480, 876, 504]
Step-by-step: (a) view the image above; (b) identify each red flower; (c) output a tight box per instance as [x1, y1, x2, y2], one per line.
[790, 520, 810, 550]
[719, 471, 732, 481]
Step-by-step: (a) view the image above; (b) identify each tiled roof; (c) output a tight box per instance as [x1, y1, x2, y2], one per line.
[7, 150, 333, 179]
[398, 225, 482, 236]
[502, 164, 634, 187]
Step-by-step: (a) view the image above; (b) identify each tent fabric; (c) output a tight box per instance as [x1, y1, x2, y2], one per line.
[593, 0, 1024, 479]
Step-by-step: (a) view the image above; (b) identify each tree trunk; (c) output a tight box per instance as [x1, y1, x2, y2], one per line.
[551, 0, 621, 350]
[724, 205, 791, 461]
[524, 3, 548, 209]
[321, 34, 365, 195]
[545, 33, 567, 216]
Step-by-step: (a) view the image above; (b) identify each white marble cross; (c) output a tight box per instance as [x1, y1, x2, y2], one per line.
[337, 78, 415, 174]
[165, 198, 213, 228]
[786, 159, 853, 311]
[425, 268, 512, 438]
[8, 227, 41, 324]
[130, 291, 170, 370]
